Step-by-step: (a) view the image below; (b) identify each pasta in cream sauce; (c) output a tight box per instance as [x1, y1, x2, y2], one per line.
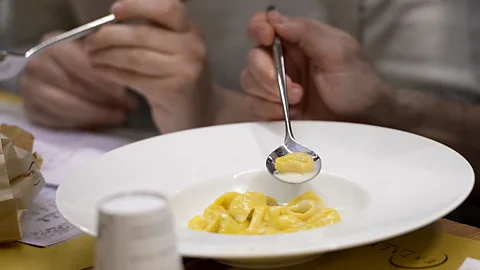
[188, 191, 340, 235]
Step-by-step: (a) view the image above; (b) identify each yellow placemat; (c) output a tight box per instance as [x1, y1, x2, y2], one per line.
[0, 235, 94, 270]
[1, 225, 478, 270]
[0, 91, 22, 105]
[0, 91, 93, 270]
[231, 228, 480, 270]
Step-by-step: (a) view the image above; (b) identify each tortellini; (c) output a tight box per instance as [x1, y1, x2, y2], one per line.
[188, 191, 340, 235]
[275, 152, 314, 174]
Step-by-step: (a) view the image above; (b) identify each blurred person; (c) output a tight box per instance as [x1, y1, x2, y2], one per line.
[2, 0, 268, 132]
[1, 0, 478, 225]
[241, 9, 480, 226]
[4, 1, 477, 134]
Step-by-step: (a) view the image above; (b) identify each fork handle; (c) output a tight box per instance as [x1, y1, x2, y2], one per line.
[25, 14, 116, 58]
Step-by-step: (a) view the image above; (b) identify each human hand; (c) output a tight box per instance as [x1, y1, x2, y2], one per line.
[241, 11, 396, 123]
[20, 32, 135, 129]
[85, 0, 213, 134]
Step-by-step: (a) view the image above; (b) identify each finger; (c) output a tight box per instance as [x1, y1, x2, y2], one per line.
[93, 65, 191, 106]
[73, 77, 138, 111]
[90, 47, 175, 77]
[247, 12, 275, 46]
[23, 53, 71, 91]
[246, 48, 303, 103]
[85, 24, 182, 54]
[242, 69, 304, 105]
[241, 69, 302, 106]
[267, 11, 359, 70]
[247, 47, 276, 91]
[241, 69, 277, 101]
[25, 101, 78, 129]
[26, 99, 122, 130]
[23, 54, 132, 109]
[49, 39, 130, 105]
[92, 65, 158, 97]
[111, 0, 189, 32]
[25, 79, 126, 126]
[50, 39, 108, 85]
[246, 96, 299, 121]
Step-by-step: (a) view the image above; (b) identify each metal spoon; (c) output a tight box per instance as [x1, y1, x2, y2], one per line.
[265, 6, 322, 184]
[0, 14, 116, 81]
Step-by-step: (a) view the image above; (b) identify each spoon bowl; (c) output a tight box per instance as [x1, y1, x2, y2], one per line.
[266, 139, 322, 184]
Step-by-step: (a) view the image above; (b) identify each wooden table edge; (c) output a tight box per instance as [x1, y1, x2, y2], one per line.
[428, 218, 480, 240]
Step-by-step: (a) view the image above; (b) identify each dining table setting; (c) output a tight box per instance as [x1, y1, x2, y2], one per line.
[1, 8, 480, 270]
[52, 119, 479, 270]
[0, 86, 479, 270]
[0, 78, 478, 269]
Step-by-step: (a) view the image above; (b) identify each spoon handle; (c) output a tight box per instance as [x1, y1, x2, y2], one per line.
[272, 32, 295, 141]
[25, 14, 116, 58]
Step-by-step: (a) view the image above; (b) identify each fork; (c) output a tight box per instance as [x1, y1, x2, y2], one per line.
[0, 14, 116, 81]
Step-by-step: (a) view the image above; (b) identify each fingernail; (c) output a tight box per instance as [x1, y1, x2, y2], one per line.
[111, 1, 124, 13]
[290, 86, 303, 103]
[260, 27, 274, 46]
[269, 11, 288, 24]
[256, 27, 268, 43]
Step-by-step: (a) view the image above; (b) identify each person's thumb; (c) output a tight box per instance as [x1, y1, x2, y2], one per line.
[248, 12, 275, 46]
[267, 11, 358, 70]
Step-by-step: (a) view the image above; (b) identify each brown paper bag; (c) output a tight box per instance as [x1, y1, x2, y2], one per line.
[0, 124, 45, 243]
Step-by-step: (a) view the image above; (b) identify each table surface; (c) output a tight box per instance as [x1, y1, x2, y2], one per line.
[182, 218, 480, 270]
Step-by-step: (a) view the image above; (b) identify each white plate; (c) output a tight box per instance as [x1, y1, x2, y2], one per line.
[57, 121, 474, 268]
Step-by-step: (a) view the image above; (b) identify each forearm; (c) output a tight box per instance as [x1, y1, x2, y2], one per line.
[376, 89, 480, 196]
[388, 90, 476, 147]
